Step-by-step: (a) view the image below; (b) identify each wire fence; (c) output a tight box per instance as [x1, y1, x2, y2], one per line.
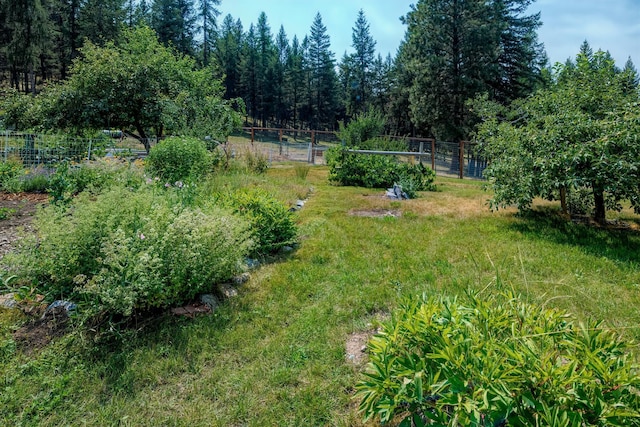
[237, 127, 487, 179]
[1, 129, 488, 179]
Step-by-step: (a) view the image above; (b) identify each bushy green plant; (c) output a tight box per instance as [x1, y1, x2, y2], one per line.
[294, 164, 310, 180]
[5, 185, 253, 318]
[0, 157, 24, 192]
[145, 136, 213, 183]
[326, 146, 435, 193]
[217, 188, 297, 255]
[357, 291, 640, 426]
[338, 110, 385, 147]
[47, 159, 142, 204]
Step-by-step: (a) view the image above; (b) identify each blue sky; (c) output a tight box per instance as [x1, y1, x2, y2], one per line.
[217, 0, 640, 66]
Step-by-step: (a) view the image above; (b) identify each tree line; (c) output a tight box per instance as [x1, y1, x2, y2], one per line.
[1, 0, 557, 139]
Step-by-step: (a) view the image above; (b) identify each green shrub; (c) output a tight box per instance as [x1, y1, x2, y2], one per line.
[47, 159, 143, 204]
[326, 146, 435, 193]
[338, 110, 385, 147]
[217, 188, 297, 255]
[357, 291, 640, 426]
[5, 185, 253, 317]
[0, 157, 24, 192]
[145, 136, 213, 183]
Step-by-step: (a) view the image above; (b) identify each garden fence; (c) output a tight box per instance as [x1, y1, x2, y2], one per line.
[0, 131, 100, 166]
[238, 127, 487, 179]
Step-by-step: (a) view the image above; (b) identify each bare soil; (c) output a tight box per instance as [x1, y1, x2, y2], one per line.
[0, 192, 48, 259]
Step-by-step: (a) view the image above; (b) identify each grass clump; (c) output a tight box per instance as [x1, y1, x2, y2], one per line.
[357, 291, 640, 426]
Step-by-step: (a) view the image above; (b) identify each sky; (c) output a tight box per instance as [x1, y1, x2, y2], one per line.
[216, 0, 640, 67]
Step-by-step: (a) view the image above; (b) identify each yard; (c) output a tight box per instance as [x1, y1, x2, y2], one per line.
[2, 164, 640, 425]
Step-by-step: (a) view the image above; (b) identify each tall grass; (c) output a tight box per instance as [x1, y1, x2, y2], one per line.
[2, 167, 640, 425]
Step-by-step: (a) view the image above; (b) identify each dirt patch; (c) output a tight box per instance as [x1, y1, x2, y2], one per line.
[346, 331, 373, 365]
[348, 208, 401, 218]
[13, 306, 69, 354]
[0, 192, 48, 259]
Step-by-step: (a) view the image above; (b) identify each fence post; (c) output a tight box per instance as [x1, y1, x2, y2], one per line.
[431, 139, 436, 171]
[251, 127, 255, 144]
[459, 140, 464, 179]
[417, 140, 424, 163]
[87, 139, 92, 161]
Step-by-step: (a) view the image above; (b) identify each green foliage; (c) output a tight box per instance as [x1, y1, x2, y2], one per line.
[0, 157, 25, 191]
[5, 185, 252, 318]
[47, 159, 143, 204]
[145, 136, 213, 183]
[217, 188, 297, 255]
[357, 291, 640, 426]
[338, 110, 385, 147]
[294, 164, 310, 180]
[476, 46, 640, 223]
[242, 148, 270, 174]
[326, 146, 435, 193]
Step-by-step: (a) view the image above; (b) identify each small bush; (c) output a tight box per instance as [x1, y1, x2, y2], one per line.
[217, 188, 297, 255]
[357, 291, 640, 426]
[5, 185, 253, 318]
[145, 136, 213, 183]
[47, 159, 142, 204]
[0, 157, 24, 192]
[326, 146, 435, 193]
[338, 110, 385, 147]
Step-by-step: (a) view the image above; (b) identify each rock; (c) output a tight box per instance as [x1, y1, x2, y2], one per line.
[218, 283, 238, 299]
[246, 258, 261, 270]
[0, 293, 17, 309]
[282, 246, 294, 253]
[199, 294, 219, 311]
[42, 300, 76, 318]
[296, 200, 305, 208]
[232, 272, 250, 285]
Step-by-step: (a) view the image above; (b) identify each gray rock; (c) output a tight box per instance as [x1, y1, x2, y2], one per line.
[232, 272, 250, 285]
[0, 293, 17, 309]
[43, 300, 76, 318]
[246, 258, 261, 269]
[199, 294, 220, 311]
[218, 283, 238, 299]
[282, 246, 294, 253]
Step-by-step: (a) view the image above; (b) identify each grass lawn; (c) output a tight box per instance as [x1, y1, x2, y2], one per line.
[2, 165, 640, 426]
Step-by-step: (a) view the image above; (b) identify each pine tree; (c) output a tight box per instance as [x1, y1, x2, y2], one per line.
[151, 0, 197, 56]
[2, 0, 51, 93]
[350, 9, 376, 114]
[274, 25, 290, 126]
[78, 0, 126, 45]
[239, 23, 258, 124]
[307, 12, 337, 130]
[255, 12, 275, 126]
[401, 0, 543, 140]
[197, 0, 220, 66]
[216, 14, 243, 99]
[286, 35, 305, 129]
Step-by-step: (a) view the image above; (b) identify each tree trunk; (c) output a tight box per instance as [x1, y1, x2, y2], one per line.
[560, 186, 567, 215]
[593, 186, 606, 224]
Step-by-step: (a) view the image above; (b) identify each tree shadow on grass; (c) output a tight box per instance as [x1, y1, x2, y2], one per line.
[508, 209, 640, 266]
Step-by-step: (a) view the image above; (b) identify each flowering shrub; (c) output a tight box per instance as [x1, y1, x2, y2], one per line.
[357, 292, 640, 426]
[6, 185, 253, 317]
[145, 136, 215, 183]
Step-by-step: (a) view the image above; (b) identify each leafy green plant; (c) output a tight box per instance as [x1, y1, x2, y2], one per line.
[5, 185, 253, 318]
[0, 157, 24, 192]
[217, 188, 297, 255]
[357, 291, 640, 426]
[0, 207, 16, 220]
[326, 146, 435, 193]
[338, 110, 386, 147]
[145, 136, 213, 183]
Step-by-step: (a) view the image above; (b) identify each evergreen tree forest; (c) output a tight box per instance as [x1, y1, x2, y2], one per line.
[0, 0, 562, 138]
